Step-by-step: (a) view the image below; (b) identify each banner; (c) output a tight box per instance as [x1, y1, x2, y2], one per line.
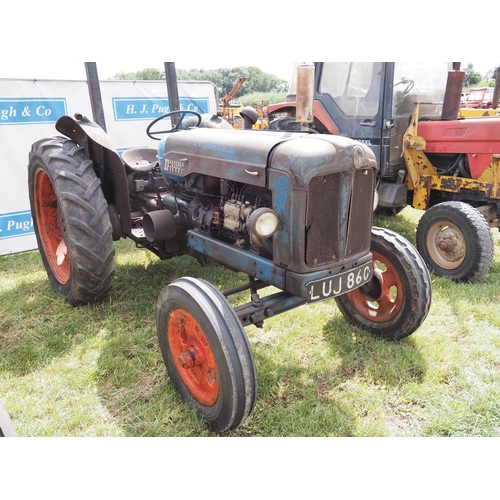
[0, 78, 217, 255]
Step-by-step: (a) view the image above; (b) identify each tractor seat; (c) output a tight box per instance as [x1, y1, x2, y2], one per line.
[122, 148, 159, 174]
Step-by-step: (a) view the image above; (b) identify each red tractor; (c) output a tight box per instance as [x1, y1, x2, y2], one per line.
[268, 62, 500, 282]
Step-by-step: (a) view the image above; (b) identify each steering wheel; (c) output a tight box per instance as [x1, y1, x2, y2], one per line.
[394, 78, 415, 101]
[146, 110, 202, 140]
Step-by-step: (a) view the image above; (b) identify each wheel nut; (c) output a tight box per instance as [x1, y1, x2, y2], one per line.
[178, 349, 197, 369]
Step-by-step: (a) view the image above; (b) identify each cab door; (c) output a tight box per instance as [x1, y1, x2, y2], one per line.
[314, 62, 396, 177]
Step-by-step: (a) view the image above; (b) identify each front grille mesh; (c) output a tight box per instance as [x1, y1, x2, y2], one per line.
[305, 174, 342, 266]
[305, 169, 374, 267]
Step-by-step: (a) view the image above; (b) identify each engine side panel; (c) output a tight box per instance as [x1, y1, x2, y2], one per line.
[158, 128, 299, 187]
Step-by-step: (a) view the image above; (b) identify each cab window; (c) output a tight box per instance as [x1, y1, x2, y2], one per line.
[319, 62, 382, 117]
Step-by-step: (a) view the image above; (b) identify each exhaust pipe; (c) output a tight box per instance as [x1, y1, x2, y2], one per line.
[492, 67, 500, 110]
[143, 210, 177, 242]
[295, 63, 315, 131]
[441, 69, 465, 120]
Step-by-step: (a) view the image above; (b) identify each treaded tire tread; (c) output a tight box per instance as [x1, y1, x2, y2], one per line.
[156, 277, 257, 432]
[416, 201, 494, 282]
[28, 137, 115, 305]
[335, 227, 432, 340]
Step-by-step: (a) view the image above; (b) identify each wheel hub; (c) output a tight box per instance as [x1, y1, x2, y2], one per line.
[430, 224, 465, 266]
[178, 347, 201, 369]
[344, 251, 403, 322]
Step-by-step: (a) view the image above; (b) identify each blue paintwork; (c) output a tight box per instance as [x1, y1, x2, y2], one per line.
[187, 230, 373, 299]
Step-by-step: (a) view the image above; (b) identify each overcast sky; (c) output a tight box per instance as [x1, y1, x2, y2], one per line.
[1, 60, 496, 82]
[1, 3, 497, 82]
[0, 60, 295, 81]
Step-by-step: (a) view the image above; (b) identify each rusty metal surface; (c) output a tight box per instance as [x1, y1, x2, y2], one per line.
[441, 70, 465, 120]
[492, 67, 500, 110]
[346, 169, 375, 257]
[55, 114, 131, 235]
[159, 128, 299, 188]
[306, 173, 342, 265]
[296, 63, 315, 126]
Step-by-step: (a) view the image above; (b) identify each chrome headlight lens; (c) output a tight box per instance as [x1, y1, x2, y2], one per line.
[247, 208, 279, 239]
[353, 145, 366, 169]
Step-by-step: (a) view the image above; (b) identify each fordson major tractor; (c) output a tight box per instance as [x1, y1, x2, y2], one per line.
[28, 66, 431, 432]
[268, 62, 500, 283]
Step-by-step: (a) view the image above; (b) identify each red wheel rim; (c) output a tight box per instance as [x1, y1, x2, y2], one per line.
[345, 250, 404, 322]
[168, 308, 220, 406]
[34, 167, 70, 284]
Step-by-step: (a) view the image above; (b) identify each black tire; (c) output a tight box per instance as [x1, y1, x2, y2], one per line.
[28, 137, 115, 305]
[416, 201, 494, 282]
[0, 401, 17, 437]
[335, 227, 432, 340]
[156, 277, 257, 432]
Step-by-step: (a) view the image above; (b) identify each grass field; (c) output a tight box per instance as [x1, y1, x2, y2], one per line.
[1, 206, 500, 437]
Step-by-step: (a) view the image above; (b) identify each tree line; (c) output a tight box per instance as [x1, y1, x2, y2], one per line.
[464, 62, 500, 88]
[111, 66, 288, 97]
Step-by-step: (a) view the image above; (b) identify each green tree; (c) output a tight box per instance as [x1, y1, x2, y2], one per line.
[112, 67, 165, 80]
[464, 63, 482, 88]
[112, 66, 287, 96]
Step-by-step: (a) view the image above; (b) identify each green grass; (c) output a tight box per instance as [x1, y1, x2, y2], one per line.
[1, 206, 500, 436]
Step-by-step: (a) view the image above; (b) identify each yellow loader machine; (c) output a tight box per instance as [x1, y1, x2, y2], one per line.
[268, 62, 500, 282]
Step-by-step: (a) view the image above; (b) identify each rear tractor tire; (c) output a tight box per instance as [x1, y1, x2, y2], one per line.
[156, 277, 257, 432]
[335, 227, 432, 340]
[28, 137, 115, 306]
[416, 201, 494, 282]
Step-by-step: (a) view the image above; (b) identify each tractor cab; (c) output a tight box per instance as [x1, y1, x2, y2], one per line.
[268, 62, 452, 179]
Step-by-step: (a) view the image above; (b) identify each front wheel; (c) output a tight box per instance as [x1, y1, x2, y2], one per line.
[335, 227, 432, 340]
[156, 277, 257, 432]
[28, 137, 115, 305]
[415, 201, 494, 282]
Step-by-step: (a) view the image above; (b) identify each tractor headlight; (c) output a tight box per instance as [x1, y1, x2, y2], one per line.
[247, 208, 279, 239]
[353, 145, 366, 169]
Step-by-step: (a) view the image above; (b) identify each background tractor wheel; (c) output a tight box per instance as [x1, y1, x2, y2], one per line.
[416, 201, 494, 282]
[335, 227, 432, 340]
[28, 137, 115, 306]
[156, 277, 257, 432]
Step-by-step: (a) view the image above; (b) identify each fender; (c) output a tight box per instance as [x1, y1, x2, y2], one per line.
[55, 114, 132, 236]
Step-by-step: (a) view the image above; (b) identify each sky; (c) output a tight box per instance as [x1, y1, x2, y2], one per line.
[3, 0, 498, 82]
[2, 1, 497, 82]
[1, 60, 496, 83]
[0, 60, 296, 82]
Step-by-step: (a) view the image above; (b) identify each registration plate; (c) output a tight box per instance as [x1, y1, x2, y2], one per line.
[306, 262, 372, 303]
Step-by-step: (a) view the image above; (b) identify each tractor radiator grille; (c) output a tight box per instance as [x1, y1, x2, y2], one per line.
[305, 169, 374, 267]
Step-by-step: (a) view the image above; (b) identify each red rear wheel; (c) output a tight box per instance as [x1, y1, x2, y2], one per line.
[28, 137, 115, 305]
[33, 167, 70, 284]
